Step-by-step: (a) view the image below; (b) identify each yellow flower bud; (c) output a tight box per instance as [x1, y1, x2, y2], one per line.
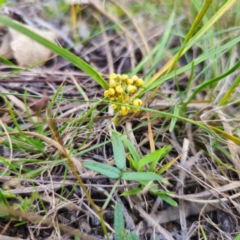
[104, 90, 109, 97]
[110, 73, 117, 80]
[126, 78, 133, 85]
[120, 110, 128, 116]
[132, 75, 138, 83]
[123, 95, 130, 103]
[109, 97, 115, 101]
[115, 86, 124, 94]
[132, 109, 140, 114]
[121, 106, 130, 112]
[111, 104, 118, 109]
[133, 99, 142, 107]
[136, 78, 144, 87]
[127, 85, 137, 93]
[120, 106, 130, 116]
[109, 80, 117, 87]
[108, 88, 115, 95]
[116, 74, 122, 81]
[121, 74, 128, 80]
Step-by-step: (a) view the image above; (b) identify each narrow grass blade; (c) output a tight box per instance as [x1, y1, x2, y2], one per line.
[128, 154, 138, 171]
[114, 203, 125, 240]
[149, 146, 172, 172]
[157, 154, 181, 175]
[205, 124, 240, 145]
[0, 56, 16, 66]
[111, 131, 126, 170]
[167, 0, 212, 74]
[154, 192, 178, 206]
[143, 0, 237, 89]
[200, 225, 207, 240]
[169, 104, 179, 133]
[138, 147, 171, 171]
[121, 135, 140, 163]
[0, 15, 108, 89]
[219, 74, 240, 106]
[0, 189, 9, 207]
[185, 59, 240, 105]
[83, 161, 120, 179]
[234, 234, 240, 240]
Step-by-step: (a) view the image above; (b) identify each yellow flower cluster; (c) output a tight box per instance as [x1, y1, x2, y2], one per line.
[104, 73, 144, 116]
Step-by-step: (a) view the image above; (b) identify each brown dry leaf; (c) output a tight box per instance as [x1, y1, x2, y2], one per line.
[0, 24, 56, 67]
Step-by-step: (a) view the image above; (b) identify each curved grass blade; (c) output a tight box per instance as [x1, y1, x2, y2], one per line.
[154, 192, 178, 206]
[0, 15, 108, 89]
[219, 74, 240, 106]
[185, 59, 240, 105]
[149, 0, 236, 84]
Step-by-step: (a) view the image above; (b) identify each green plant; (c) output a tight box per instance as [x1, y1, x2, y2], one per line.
[83, 130, 178, 206]
[0, 0, 240, 238]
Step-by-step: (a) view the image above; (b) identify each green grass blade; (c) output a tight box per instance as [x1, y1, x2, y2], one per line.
[137, 147, 171, 171]
[169, 104, 179, 133]
[120, 135, 140, 163]
[140, 36, 240, 95]
[185, 59, 240, 105]
[167, 0, 212, 74]
[234, 234, 240, 240]
[143, 0, 237, 88]
[219, 74, 240, 106]
[154, 192, 178, 207]
[0, 15, 108, 89]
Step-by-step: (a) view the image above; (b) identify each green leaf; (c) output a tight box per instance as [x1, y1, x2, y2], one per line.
[121, 188, 142, 196]
[0, 189, 8, 207]
[111, 131, 126, 170]
[121, 135, 140, 163]
[122, 172, 161, 181]
[154, 192, 178, 206]
[128, 154, 138, 171]
[138, 146, 171, 171]
[114, 203, 125, 240]
[0, 56, 16, 67]
[0, 15, 108, 90]
[157, 154, 180, 175]
[149, 146, 172, 172]
[169, 104, 179, 132]
[83, 161, 120, 179]
[127, 232, 140, 240]
[234, 233, 240, 240]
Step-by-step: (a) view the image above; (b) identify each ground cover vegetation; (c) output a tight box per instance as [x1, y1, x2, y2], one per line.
[0, 0, 240, 239]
